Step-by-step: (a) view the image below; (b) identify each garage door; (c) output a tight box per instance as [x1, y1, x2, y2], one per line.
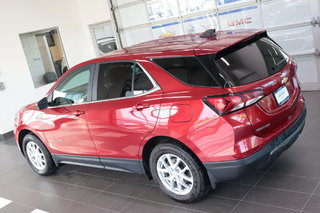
[108, 0, 320, 90]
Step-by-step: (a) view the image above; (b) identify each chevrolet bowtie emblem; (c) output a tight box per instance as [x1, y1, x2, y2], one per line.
[282, 77, 289, 84]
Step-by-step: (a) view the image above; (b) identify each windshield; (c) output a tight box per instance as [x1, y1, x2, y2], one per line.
[215, 37, 289, 86]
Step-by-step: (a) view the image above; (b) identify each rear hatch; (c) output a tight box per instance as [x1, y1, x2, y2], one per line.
[197, 32, 301, 137]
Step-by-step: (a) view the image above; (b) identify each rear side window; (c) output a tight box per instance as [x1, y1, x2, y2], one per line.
[152, 57, 219, 87]
[215, 38, 289, 86]
[96, 62, 154, 101]
[132, 65, 154, 95]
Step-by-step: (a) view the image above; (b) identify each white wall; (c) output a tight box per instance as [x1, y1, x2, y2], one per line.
[76, 0, 112, 56]
[0, 0, 110, 134]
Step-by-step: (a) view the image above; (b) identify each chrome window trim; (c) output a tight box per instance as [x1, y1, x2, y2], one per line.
[47, 61, 161, 109]
[85, 86, 161, 105]
[136, 61, 159, 89]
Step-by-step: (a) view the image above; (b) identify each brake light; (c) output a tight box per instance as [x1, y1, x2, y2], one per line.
[203, 89, 264, 115]
[292, 59, 298, 74]
[241, 90, 264, 106]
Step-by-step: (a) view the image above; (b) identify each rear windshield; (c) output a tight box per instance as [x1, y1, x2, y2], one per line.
[215, 37, 289, 86]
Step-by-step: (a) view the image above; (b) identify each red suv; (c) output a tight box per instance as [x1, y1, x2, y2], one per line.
[14, 29, 306, 202]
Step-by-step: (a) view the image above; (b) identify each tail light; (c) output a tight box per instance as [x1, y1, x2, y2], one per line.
[291, 59, 301, 89]
[292, 59, 298, 74]
[203, 89, 264, 115]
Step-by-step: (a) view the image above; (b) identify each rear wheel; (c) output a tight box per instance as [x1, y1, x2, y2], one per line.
[149, 143, 210, 203]
[22, 134, 57, 175]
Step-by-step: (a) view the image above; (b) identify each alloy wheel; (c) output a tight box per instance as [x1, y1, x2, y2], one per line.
[26, 141, 46, 171]
[156, 154, 194, 195]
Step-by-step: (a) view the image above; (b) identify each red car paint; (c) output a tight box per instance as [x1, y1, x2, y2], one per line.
[14, 29, 305, 175]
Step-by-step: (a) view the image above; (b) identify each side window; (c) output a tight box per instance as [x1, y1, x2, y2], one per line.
[96, 62, 154, 101]
[50, 66, 92, 106]
[152, 57, 219, 87]
[133, 65, 153, 95]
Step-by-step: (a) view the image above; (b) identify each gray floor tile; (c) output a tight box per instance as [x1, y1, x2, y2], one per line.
[270, 160, 320, 179]
[303, 195, 320, 213]
[12, 164, 41, 176]
[121, 199, 176, 213]
[211, 182, 251, 199]
[229, 171, 264, 185]
[232, 201, 299, 213]
[70, 204, 114, 213]
[0, 202, 34, 213]
[0, 182, 10, 191]
[57, 185, 101, 203]
[292, 130, 319, 144]
[14, 175, 69, 196]
[278, 146, 320, 166]
[87, 191, 135, 211]
[178, 195, 238, 213]
[243, 187, 310, 210]
[138, 186, 179, 206]
[46, 170, 84, 185]
[257, 173, 319, 193]
[104, 181, 147, 197]
[75, 173, 115, 190]
[0, 185, 80, 213]
[119, 173, 153, 185]
[170, 208, 205, 213]
[314, 184, 320, 195]
[0, 171, 24, 185]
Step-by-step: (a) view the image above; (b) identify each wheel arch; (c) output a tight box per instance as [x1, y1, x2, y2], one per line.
[18, 129, 33, 154]
[18, 129, 47, 155]
[142, 136, 206, 178]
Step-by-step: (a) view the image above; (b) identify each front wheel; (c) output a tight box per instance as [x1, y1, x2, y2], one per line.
[22, 134, 57, 176]
[149, 143, 210, 203]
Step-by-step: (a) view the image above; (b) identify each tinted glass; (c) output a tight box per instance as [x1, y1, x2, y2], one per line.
[97, 62, 133, 100]
[215, 38, 289, 86]
[96, 62, 154, 100]
[51, 66, 91, 106]
[153, 57, 219, 87]
[133, 65, 153, 95]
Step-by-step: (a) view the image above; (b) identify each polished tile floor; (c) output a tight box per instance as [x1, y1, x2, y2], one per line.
[0, 91, 319, 213]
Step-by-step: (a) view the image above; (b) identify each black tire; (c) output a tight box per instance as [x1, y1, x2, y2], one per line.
[22, 134, 57, 176]
[149, 143, 210, 203]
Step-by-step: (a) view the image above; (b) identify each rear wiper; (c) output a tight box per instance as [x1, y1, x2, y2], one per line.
[271, 58, 287, 71]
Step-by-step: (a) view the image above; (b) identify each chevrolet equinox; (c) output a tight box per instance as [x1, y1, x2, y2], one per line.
[14, 29, 306, 202]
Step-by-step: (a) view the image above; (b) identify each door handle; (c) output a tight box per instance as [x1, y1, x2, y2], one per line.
[73, 110, 86, 116]
[136, 103, 150, 111]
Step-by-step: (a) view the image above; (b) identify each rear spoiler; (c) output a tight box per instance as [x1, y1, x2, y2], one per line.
[216, 31, 280, 59]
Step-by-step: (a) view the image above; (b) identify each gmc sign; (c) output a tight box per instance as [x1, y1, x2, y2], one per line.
[228, 17, 252, 27]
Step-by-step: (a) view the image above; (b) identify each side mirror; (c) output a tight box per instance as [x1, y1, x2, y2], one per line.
[53, 97, 74, 106]
[37, 97, 49, 110]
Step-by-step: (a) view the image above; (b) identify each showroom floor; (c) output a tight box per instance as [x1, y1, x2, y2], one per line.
[0, 92, 319, 213]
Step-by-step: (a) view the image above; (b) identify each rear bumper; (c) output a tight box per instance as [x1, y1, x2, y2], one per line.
[204, 106, 306, 187]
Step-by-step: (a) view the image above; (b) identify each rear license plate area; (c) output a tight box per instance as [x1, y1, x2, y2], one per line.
[274, 86, 289, 106]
